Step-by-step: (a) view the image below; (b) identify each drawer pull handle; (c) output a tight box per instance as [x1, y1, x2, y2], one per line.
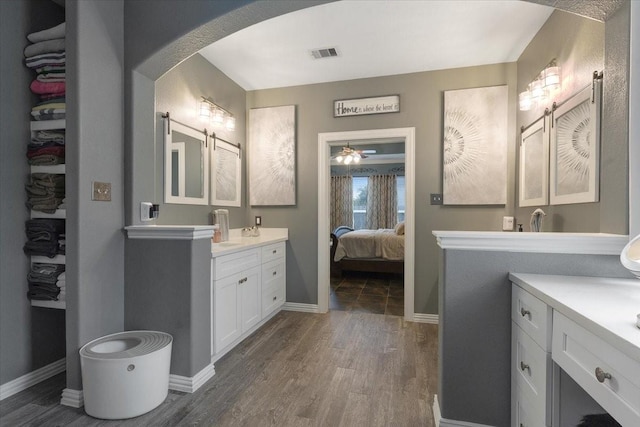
[273, 296, 277, 301]
[239, 277, 247, 284]
[595, 367, 612, 383]
[520, 361, 530, 372]
[272, 271, 277, 276]
[272, 250, 277, 254]
[520, 308, 531, 317]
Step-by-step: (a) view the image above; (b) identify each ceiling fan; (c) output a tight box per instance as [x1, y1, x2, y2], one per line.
[333, 144, 375, 164]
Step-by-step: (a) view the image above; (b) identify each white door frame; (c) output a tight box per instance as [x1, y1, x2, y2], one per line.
[317, 127, 415, 321]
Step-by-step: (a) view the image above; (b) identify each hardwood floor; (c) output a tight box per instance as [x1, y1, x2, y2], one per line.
[330, 272, 404, 316]
[0, 310, 438, 426]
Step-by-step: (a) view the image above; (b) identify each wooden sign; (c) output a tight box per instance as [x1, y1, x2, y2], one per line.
[334, 95, 400, 117]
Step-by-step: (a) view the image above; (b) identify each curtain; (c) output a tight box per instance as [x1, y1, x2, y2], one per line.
[330, 175, 352, 231]
[366, 174, 397, 229]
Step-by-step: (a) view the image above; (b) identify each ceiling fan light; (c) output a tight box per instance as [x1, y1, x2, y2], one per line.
[336, 155, 344, 163]
[344, 155, 353, 165]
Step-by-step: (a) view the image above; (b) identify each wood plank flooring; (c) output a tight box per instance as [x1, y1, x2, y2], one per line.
[0, 310, 438, 426]
[330, 272, 404, 316]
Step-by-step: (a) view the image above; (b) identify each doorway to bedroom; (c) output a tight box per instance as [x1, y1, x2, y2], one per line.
[317, 128, 415, 320]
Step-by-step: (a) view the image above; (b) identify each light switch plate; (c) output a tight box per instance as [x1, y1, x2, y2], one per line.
[502, 216, 514, 231]
[92, 181, 111, 201]
[255, 216, 262, 226]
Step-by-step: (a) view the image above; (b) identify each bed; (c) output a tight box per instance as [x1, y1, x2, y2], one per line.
[330, 225, 404, 276]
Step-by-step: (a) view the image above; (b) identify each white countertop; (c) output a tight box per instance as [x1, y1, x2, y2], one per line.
[509, 273, 640, 362]
[211, 228, 288, 257]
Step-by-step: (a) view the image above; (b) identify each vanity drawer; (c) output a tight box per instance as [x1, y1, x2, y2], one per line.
[262, 242, 285, 264]
[512, 285, 552, 351]
[262, 282, 285, 317]
[213, 248, 260, 280]
[512, 380, 548, 427]
[262, 258, 285, 295]
[512, 322, 552, 422]
[552, 311, 640, 427]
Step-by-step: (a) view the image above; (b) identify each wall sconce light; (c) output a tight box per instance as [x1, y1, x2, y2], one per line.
[199, 97, 235, 131]
[519, 59, 561, 111]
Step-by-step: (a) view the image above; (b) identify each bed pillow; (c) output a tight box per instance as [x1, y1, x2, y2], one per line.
[394, 221, 405, 235]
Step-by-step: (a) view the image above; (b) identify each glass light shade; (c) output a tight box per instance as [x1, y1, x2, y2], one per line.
[353, 155, 360, 164]
[212, 108, 225, 125]
[344, 155, 353, 165]
[530, 79, 545, 100]
[544, 66, 561, 89]
[225, 116, 236, 131]
[199, 101, 211, 118]
[336, 155, 344, 163]
[519, 91, 532, 111]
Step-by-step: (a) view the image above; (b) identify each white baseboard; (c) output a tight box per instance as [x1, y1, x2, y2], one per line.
[0, 358, 65, 401]
[433, 394, 442, 426]
[61, 388, 84, 408]
[281, 302, 320, 313]
[169, 363, 215, 393]
[413, 313, 439, 324]
[439, 417, 494, 427]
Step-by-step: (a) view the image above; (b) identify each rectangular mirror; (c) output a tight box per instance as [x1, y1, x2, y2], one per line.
[164, 118, 209, 205]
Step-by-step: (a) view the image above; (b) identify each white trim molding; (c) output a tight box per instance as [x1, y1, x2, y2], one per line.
[169, 363, 216, 393]
[439, 418, 495, 427]
[0, 358, 65, 401]
[433, 395, 442, 426]
[413, 313, 439, 324]
[282, 302, 320, 313]
[318, 127, 416, 322]
[125, 225, 215, 240]
[432, 231, 628, 255]
[61, 388, 84, 408]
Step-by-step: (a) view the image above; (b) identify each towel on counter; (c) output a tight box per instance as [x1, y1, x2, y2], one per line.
[24, 38, 65, 57]
[27, 22, 65, 43]
[30, 80, 65, 95]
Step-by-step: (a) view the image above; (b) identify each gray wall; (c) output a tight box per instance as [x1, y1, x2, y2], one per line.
[125, 238, 211, 377]
[247, 63, 518, 312]
[438, 249, 633, 426]
[65, 0, 125, 390]
[154, 54, 246, 227]
[0, 0, 66, 385]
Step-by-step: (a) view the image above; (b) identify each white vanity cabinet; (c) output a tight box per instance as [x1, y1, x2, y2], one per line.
[511, 285, 553, 427]
[211, 234, 287, 362]
[510, 274, 640, 427]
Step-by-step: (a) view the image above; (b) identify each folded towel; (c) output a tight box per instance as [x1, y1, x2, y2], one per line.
[35, 65, 65, 74]
[27, 22, 65, 43]
[25, 53, 65, 69]
[30, 80, 66, 95]
[24, 39, 65, 57]
[32, 103, 65, 111]
[36, 74, 65, 83]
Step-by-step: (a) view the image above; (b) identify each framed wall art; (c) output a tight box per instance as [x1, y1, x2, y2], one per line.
[519, 115, 549, 207]
[210, 137, 241, 207]
[442, 85, 508, 205]
[249, 105, 296, 206]
[550, 82, 601, 205]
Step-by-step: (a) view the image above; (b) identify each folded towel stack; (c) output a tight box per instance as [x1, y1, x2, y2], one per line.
[25, 173, 65, 213]
[24, 22, 66, 120]
[23, 218, 66, 258]
[28, 129, 65, 165]
[27, 262, 65, 301]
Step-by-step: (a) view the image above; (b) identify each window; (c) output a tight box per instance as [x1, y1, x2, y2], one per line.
[351, 175, 405, 229]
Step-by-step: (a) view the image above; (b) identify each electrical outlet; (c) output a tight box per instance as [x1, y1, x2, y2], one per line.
[430, 193, 443, 205]
[92, 181, 111, 201]
[255, 216, 262, 226]
[502, 216, 514, 231]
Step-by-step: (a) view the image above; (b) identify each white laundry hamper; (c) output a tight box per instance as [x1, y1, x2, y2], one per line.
[80, 330, 173, 419]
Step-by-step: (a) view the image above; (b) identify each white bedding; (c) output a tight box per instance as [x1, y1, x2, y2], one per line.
[333, 229, 404, 261]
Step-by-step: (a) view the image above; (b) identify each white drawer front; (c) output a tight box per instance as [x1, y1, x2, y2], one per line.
[213, 248, 260, 280]
[552, 311, 640, 427]
[512, 380, 548, 427]
[262, 258, 285, 294]
[512, 285, 552, 351]
[512, 322, 552, 421]
[262, 283, 285, 317]
[261, 242, 285, 264]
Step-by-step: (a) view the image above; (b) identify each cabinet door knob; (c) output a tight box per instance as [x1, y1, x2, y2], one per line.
[272, 250, 277, 254]
[520, 307, 531, 317]
[595, 367, 612, 383]
[520, 361, 530, 372]
[273, 296, 277, 301]
[272, 271, 277, 276]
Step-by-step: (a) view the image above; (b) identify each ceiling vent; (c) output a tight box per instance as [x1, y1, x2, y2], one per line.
[311, 47, 339, 59]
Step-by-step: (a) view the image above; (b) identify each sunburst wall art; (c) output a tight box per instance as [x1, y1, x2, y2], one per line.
[549, 83, 600, 205]
[249, 105, 296, 206]
[442, 85, 508, 205]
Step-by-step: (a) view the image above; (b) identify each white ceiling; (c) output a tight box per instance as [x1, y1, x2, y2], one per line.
[199, 0, 554, 91]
